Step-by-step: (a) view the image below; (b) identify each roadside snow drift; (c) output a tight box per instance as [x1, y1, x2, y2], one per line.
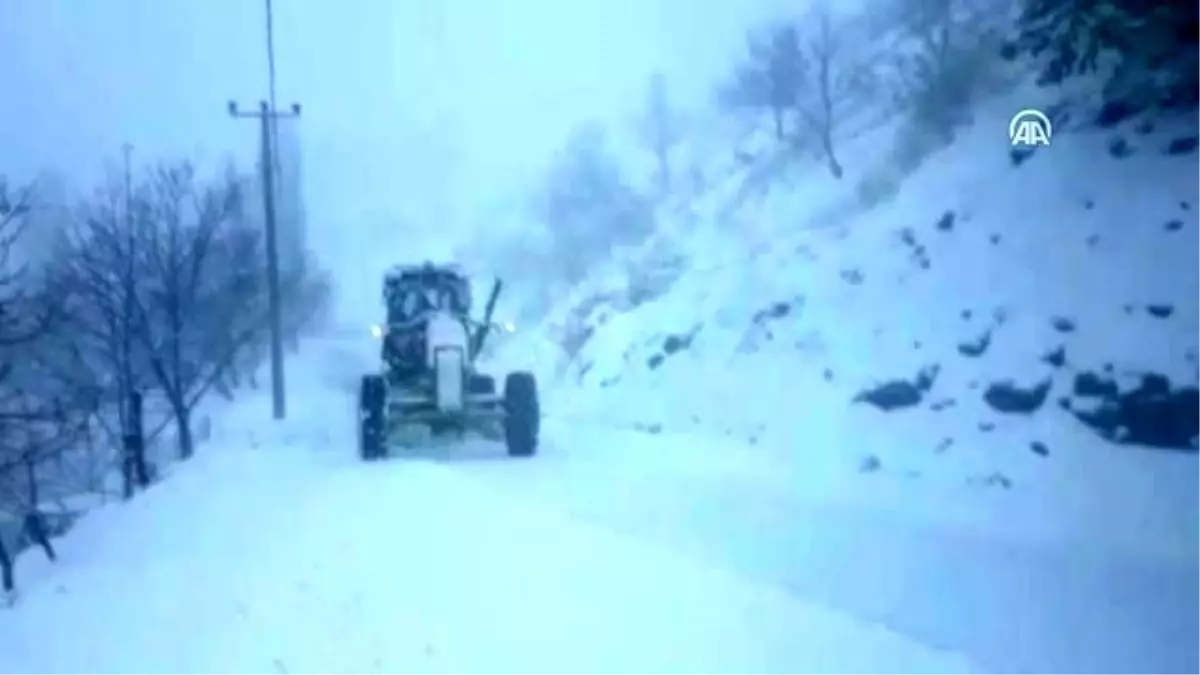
[0, 378, 971, 674]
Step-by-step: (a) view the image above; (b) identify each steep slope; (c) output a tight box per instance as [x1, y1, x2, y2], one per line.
[505, 95, 1198, 528]
[0, 347, 971, 674]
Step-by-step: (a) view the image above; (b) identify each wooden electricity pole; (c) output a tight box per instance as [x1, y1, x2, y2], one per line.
[227, 100, 301, 420]
[225, 0, 300, 421]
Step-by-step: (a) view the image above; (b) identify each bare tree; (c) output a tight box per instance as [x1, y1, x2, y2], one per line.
[636, 71, 685, 196]
[0, 177, 82, 599]
[41, 171, 156, 496]
[718, 25, 805, 141]
[126, 163, 269, 460]
[538, 123, 655, 283]
[719, 7, 874, 179]
[796, 7, 850, 178]
[884, 0, 1009, 141]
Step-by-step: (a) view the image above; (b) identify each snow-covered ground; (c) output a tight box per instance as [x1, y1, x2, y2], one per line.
[1, 84, 1196, 673]
[484, 91, 1200, 672]
[0, 358, 971, 674]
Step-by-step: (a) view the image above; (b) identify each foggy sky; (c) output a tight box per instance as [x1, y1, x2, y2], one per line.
[1, 0, 791, 270]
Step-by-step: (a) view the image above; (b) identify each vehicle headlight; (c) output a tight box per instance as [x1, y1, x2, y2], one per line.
[501, 320, 516, 333]
[369, 324, 384, 339]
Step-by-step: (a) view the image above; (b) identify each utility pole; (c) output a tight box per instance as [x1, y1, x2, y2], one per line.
[228, 100, 301, 420]
[224, 0, 298, 421]
[264, 0, 283, 217]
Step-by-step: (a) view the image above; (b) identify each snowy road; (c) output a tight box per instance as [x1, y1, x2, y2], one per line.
[1, 340, 1193, 673]
[313, 338, 1198, 673]
[454, 422, 1200, 674]
[0, 381, 970, 674]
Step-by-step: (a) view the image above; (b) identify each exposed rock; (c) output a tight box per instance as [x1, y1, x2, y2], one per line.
[929, 398, 957, 412]
[859, 455, 882, 473]
[983, 378, 1052, 414]
[1010, 147, 1035, 167]
[840, 268, 864, 285]
[1066, 372, 1199, 451]
[1074, 372, 1120, 398]
[1030, 440, 1050, 457]
[975, 472, 1013, 489]
[1093, 100, 1140, 127]
[1146, 304, 1174, 319]
[1041, 345, 1066, 368]
[1107, 136, 1133, 158]
[1164, 218, 1185, 231]
[1050, 316, 1076, 333]
[854, 381, 923, 411]
[935, 210, 956, 232]
[978, 421, 996, 432]
[1165, 136, 1199, 155]
[853, 365, 939, 412]
[934, 437, 954, 453]
[957, 330, 992, 358]
[646, 353, 665, 370]
[634, 422, 663, 435]
[753, 301, 792, 323]
[662, 329, 697, 355]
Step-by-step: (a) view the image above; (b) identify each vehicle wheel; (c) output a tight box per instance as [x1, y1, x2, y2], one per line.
[502, 372, 539, 457]
[359, 374, 387, 461]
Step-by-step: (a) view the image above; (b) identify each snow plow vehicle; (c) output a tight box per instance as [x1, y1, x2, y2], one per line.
[357, 262, 540, 460]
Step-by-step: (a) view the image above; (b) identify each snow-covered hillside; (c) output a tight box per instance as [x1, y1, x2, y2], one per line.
[505, 92, 1199, 535]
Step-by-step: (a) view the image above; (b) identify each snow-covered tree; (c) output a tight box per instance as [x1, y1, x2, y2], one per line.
[719, 6, 875, 179]
[1004, 0, 1198, 111]
[537, 123, 654, 283]
[883, 0, 1010, 143]
[636, 71, 685, 197]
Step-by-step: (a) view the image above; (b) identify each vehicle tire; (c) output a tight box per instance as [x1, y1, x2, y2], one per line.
[502, 372, 539, 457]
[359, 374, 387, 461]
